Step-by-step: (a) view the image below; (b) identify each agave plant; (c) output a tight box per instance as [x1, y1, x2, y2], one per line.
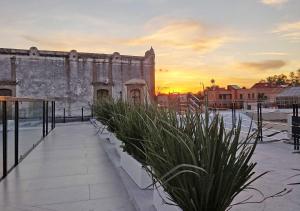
[95, 100, 157, 163]
[113, 104, 160, 163]
[95, 100, 266, 211]
[94, 99, 128, 132]
[142, 110, 265, 211]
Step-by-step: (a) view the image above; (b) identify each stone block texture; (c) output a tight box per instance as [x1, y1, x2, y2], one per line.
[0, 47, 155, 116]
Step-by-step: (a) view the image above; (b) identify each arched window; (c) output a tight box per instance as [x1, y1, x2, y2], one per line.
[130, 89, 141, 105]
[96, 89, 109, 102]
[0, 89, 12, 96]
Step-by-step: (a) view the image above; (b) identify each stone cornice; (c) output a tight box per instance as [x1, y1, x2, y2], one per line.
[0, 80, 17, 85]
[0, 47, 146, 61]
[91, 81, 114, 86]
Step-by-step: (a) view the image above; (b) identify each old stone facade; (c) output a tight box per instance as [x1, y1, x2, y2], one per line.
[0, 47, 155, 115]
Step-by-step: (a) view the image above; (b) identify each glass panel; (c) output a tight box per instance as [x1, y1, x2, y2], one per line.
[48, 102, 52, 131]
[7, 101, 15, 170]
[83, 106, 91, 120]
[19, 101, 43, 159]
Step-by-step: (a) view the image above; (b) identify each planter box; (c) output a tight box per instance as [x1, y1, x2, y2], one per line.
[153, 185, 182, 211]
[108, 133, 119, 145]
[114, 138, 124, 157]
[98, 131, 111, 142]
[120, 151, 153, 189]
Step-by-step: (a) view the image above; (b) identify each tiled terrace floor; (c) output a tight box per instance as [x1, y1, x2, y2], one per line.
[232, 141, 300, 211]
[0, 121, 299, 211]
[0, 122, 135, 211]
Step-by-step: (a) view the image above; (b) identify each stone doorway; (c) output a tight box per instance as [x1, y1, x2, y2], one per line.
[129, 89, 141, 105]
[96, 89, 109, 102]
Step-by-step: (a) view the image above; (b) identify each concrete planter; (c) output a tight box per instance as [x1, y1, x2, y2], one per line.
[153, 185, 182, 211]
[120, 151, 152, 189]
[108, 133, 119, 144]
[114, 137, 124, 156]
[98, 131, 111, 143]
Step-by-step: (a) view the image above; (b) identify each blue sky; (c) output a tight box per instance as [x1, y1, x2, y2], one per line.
[0, 0, 299, 92]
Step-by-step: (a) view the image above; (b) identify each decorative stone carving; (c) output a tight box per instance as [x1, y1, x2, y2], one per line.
[144, 47, 155, 63]
[112, 52, 121, 60]
[69, 50, 78, 60]
[29, 47, 39, 56]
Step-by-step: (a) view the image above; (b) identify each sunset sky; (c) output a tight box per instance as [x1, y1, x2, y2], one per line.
[0, 0, 299, 93]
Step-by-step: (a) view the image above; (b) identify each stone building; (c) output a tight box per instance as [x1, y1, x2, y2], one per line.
[0, 47, 155, 115]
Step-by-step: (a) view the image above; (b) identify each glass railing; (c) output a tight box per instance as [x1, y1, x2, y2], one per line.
[55, 105, 93, 123]
[0, 97, 55, 180]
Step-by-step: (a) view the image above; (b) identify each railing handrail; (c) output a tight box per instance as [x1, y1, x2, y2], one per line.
[0, 96, 51, 102]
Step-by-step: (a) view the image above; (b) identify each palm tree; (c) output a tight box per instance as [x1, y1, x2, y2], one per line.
[211, 79, 215, 87]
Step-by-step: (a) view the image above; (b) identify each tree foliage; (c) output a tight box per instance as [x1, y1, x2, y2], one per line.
[261, 70, 300, 86]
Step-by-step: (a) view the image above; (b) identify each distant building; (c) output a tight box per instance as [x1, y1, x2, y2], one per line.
[247, 82, 286, 102]
[204, 82, 287, 109]
[276, 87, 300, 108]
[0, 47, 155, 115]
[157, 93, 169, 109]
[204, 85, 242, 109]
[157, 93, 189, 113]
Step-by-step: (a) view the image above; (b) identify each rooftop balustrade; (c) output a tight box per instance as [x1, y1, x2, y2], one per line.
[0, 96, 55, 180]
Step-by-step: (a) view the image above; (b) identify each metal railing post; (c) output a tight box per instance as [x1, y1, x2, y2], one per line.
[257, 101, 260, 141]
[46, 101, 48, 135]
[43, 101, 46, 137]
[14, 101, 19, 166]
[259, 102, 262, 141]
[53, 101, 55, 128]
[81, 107, 84, 121]
[231, 102, 236, 129]
[293, 104, 300, 151]
[63, 108, 66, 123]
[51, 101, 54, 130]
[257, 102, 263, 142]
[2, 101, 7, 177]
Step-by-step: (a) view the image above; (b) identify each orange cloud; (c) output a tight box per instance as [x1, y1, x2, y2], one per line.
[21, 33, 122, 53]
[124, 20, 231, 54]
[250, 51, 288, 56]
[261, 0, 288, 6]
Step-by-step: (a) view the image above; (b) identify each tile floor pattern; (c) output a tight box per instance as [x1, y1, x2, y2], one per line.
[1, 121, 299, 211]
[0, 122, 136, 211]
[231, 141, 300, 211]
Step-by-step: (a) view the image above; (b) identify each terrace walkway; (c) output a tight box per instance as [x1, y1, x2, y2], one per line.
[0, 122, 135, 211]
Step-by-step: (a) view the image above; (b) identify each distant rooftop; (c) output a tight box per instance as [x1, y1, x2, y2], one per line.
[227, 85, 241, 90]
[251, 82, 287, 89]
[277, 87, 300, 97]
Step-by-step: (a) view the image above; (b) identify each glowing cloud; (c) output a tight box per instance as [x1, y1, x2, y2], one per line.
[251, 52, 288, 56]
[125, 20, 231, 54]
[273, 21, 300, 42]
[261, 0, 288, 6]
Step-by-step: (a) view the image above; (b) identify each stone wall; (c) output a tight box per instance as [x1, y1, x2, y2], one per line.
[0, 47, 155, 116]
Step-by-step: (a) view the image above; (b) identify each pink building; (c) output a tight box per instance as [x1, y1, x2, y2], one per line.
[204, 83, 287, 109]
[157, 93, 189, 113]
